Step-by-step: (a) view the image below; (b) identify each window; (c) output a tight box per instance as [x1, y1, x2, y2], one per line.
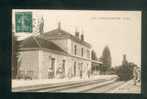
[48, 58, 55, 79]
[74, 45, 77, 55]
[81, 48, 84, 57]
[74, 61, 76, 76]
[87, 49, 90, 58]
[62, 60, 65, 72]
[50, 58, 55, 70]
[80, 63, 83, 78]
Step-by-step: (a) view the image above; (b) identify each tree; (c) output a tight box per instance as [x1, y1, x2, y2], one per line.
[91, 50, 98, 60]
[100, 46, 112, 74]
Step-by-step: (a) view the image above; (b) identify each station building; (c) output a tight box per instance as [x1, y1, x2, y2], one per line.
[17, 23, 98, 79]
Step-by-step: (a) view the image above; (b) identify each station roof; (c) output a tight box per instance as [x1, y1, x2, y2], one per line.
[20, 36, 67, 54]
[39, 28, 91, 48]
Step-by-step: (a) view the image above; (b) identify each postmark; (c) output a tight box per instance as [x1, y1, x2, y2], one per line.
[15, 12, 32, 32]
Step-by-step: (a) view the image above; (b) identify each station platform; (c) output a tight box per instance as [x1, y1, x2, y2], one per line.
[12, 75, 117, 88]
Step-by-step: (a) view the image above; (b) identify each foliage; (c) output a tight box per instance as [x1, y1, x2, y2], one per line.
[100, 46, 112, 73]
[91, 50, 98, 60]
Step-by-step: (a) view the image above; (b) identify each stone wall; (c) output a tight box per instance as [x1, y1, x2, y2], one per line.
[18, 49, 92, 79]
[17, 50, 39, 79]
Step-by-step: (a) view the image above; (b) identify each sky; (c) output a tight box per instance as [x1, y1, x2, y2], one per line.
[12, 10, 141, 67]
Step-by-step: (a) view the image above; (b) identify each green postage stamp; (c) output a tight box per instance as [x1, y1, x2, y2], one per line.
[15, 12, 32, 32]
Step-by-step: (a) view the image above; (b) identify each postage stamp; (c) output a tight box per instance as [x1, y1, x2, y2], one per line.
[15, 12, 32, 32]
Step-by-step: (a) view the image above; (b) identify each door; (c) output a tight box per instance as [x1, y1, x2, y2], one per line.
[74, 61, 76, 76]
[48, 58, 55, 79]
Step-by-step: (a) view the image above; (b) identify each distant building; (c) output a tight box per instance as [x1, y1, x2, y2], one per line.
[16, 23, 102, 79]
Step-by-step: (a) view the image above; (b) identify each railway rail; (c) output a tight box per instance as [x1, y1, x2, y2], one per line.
[13, 77, 120, 93]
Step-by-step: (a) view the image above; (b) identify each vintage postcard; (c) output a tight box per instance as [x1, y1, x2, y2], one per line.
[11, 9, 141, 93]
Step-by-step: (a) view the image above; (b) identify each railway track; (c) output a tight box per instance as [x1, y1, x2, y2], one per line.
[81, 81, 125, 93]
[12, 80, 88, 92]
[57, 79, 121, 93]
[37, 79, 113, 92]
[13, 77, 120, 93]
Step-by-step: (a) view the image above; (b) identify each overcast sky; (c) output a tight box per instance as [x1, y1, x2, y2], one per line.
[13, 10, 141, 67]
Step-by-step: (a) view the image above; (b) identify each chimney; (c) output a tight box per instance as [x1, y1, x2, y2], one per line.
[81, 34, 84, 41]
[81, 29, 84, 41]
[58, 22, 61, 30]
[75, 29, 79, 39]
[123, 54, 126, 60]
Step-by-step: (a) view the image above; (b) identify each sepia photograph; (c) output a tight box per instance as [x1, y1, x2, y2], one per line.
[11, 9, 141, 93]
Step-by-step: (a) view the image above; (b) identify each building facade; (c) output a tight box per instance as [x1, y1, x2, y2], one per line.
[17, 23, 97, 79]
